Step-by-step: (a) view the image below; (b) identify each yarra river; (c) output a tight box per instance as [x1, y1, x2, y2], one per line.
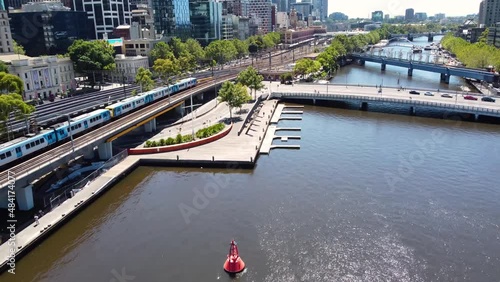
[2, 37, 500, 282]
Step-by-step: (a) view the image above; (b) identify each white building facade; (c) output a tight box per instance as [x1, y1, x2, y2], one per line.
[3, 55, 76, 100]
[113, 54, 149, 83]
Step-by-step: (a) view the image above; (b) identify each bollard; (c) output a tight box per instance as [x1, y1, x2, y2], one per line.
[251, 157, 253, 162]
[259, 136, 261, 141]
[177, 155, 179, 160]
[212, 156, 214, 161]
[256, 145, 258, 150]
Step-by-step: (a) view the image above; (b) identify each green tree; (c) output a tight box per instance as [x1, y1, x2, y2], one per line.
[68, 40, 115, 87]
[232, 39, 249, 59]
[0, 93, 35, 140]
[236, 66, 264, 100]
[0, 61, 8, 73]
[185, 38, 206, 66]
[150, 41, 175, 62]
[169, 37, 187, 58]
[293, 58, 321, 78]
[135, 67, 154, 93]
[0, 72, 24, 94]
[205, 40, 237, 67]
[478, 28, 489, 44]
[153, 58, 179, 85]
[217, 82, 251, 120]
[13, 40, 26, 55]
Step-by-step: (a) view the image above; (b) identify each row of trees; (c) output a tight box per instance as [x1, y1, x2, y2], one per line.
[440, 33, 500, 70]
[217, 66, 265, 119]
[68, 32, 282, 90]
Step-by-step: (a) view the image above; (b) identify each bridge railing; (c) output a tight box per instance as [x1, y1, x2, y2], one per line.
[270, 92, 500, 115]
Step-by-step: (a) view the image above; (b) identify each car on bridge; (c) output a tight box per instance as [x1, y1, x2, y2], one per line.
[464, 95, 478, 101]
[481, 96, 496, 102]
[441, 94, 453, 98]
[409, 90, 420, 95]
[424, 92, 434, 96]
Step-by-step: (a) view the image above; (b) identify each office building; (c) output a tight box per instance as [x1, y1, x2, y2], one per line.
[9, 0, 94, 56]
[405, 8, 414, 21]
[371, 10, 383, 22]
[435, 13, 445, 20]
[0, 54, 75, 100]
[414, 12, 427, 21]
[190, 0, 222, 45]
[72, 0, 131, 39]
[112, 54, 148, 82]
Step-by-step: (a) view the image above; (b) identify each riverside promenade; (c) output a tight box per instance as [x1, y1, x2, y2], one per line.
[0, 97, 279, 272]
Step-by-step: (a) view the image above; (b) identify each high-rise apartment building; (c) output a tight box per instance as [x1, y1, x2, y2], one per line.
[0, 7, 13, 54]
[72, 0, 131, 39]
[248, 0, 271, 33]
[371, 10, 383, 22]
[480, 0, 500, 27]
[405, 8, 414, 21]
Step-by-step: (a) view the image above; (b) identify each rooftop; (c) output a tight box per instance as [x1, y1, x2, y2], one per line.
[0, 54, 31, 64]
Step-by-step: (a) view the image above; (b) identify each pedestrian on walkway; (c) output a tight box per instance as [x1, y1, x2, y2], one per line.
[34, 215, 39, 226]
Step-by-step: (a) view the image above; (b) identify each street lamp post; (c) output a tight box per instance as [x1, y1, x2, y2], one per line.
[67, 114, 75, 154]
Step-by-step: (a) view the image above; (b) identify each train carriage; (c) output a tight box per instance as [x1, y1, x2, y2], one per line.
[0, 77, 198, 169]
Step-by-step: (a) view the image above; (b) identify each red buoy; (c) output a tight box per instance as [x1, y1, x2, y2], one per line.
[223, 240, 246, 274]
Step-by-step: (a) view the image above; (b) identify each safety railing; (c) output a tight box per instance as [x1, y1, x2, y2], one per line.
[270, 92, 500, 116]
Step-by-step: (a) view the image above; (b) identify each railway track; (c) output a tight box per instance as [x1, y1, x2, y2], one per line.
[0, 49, 309, 187]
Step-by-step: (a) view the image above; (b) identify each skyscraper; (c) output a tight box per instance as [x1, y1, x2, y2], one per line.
[73, 0, 131, 39]
[479, 0, 500, 27]
[405, 8, 414, 21]
[371, 10, 383, 22]
[0, 0, 13, 54]
[248, 0, 272, 33]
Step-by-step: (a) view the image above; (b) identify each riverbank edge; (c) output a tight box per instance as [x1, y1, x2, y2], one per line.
[0, 99, 276, 275]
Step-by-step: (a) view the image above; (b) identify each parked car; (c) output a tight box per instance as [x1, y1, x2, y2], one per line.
[441, 94, 453, 98]
[464, 95, 478, 101]
[481, 96, 496, 102]
[409, 90, 420, 95]
[424, 91, 434, 96]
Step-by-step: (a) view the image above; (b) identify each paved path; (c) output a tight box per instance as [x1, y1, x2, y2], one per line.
[268, 82, 500, 112]
[139, 99, 279, 162]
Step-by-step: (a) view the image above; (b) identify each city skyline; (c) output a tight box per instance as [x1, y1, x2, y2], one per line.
[329, 0, 482, 19]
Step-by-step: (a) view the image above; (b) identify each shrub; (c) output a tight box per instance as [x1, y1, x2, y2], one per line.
[159, 138, 165, 146]
[175, 134, 183, 144]
[145, 140, 152, 148]
[151, 141, 157, 147]
[195, 123, 226, 139]
[166, 137, 175, 145]
[182, 134, 193, 143]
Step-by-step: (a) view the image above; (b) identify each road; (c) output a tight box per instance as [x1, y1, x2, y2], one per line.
[269, 82, 500, 112]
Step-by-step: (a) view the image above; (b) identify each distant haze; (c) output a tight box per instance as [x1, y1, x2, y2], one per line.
[329, 0, 482, 19]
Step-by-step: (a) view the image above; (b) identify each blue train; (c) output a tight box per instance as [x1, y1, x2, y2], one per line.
[0, 77, 197, 168]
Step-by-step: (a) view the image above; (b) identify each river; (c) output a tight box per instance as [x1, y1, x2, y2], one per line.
[2, 104, 499, 282]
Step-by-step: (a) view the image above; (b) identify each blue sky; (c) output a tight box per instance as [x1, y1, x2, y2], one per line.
[329, 0, 482, 18]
